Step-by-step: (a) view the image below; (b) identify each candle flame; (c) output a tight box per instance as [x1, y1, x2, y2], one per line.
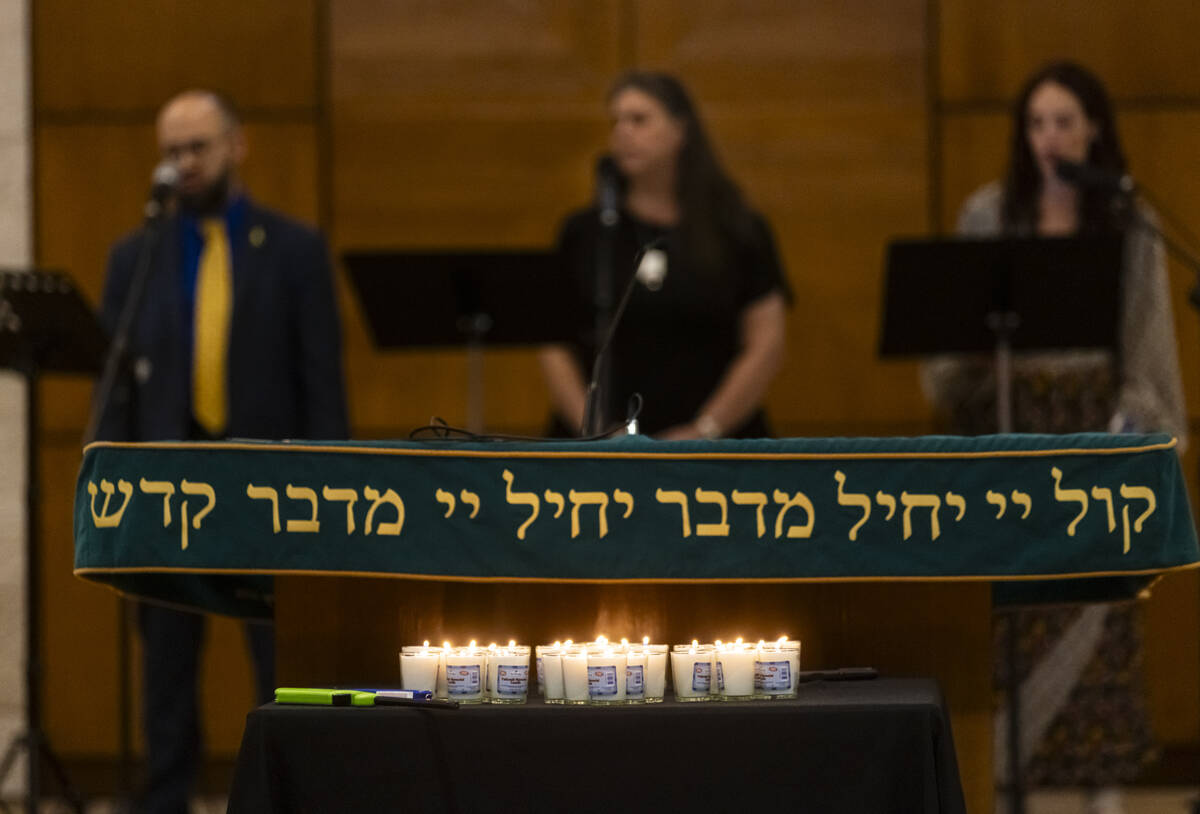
[468, 639, 477, 649]
[620, 637, 629, 647]
[643, 636, 649, 646]
[508, 639, 516, 648]
[564, 639, 573, 647]
[735, 636, 744, 646]
[488, 642, 497, 652]
[443, 640, 452, 650]
[553, 640, 562, 648]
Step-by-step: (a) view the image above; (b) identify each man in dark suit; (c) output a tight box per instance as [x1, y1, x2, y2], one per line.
[95, 89, 348, 814]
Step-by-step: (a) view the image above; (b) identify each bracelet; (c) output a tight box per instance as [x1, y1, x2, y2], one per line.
[694, 413, 721, 440]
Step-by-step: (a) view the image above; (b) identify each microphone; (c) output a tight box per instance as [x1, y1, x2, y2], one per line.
[144, 161, 179, 219]
[580, 239, 669, 436]
[1054, 158, 1135, 197]
[595, 155, 620, 228]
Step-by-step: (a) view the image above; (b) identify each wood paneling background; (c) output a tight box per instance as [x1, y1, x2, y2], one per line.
[30, 0, 1200, 803]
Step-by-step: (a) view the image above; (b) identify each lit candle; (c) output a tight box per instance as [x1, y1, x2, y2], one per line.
[444, 641, 484, 703]
[489, 641, 530, 704]
[670, 641, 714, 702]
[587, 643, 627, 704]
[755, 636, 801, 699]
[717, 637, 756, 700]
[561, 641, 589, 704]
[542, 642, 565, 704]
[437, 640, 451, 699]
[399, 641, 439, 694]
[624, 640, 646, 703]
[643, 640, 668, 703]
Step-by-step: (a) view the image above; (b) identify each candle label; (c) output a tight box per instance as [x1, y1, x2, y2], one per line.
[716, 661, 725, 691]
[691, 662, 711, 692]
[625, 665, 644, 697]
[496, 664, 529, 696]
[446, 664, 481, 696]
[536, 657, 545, 689]
[755, 660, 793, 692]
[588, 665, 619, 697]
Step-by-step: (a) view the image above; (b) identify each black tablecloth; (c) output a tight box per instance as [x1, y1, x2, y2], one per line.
[227, 678, 965, 813]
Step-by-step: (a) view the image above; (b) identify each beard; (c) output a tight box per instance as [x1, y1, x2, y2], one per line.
[178, 167, 233, 217]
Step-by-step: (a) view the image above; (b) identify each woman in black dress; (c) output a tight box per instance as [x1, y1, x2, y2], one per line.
[541, 71, 790, 439]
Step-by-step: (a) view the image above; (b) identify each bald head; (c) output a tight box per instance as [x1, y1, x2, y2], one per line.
[157, 90, 245, 214]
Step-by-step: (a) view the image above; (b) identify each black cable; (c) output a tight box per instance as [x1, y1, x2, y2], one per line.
[409, 394, 645, 443]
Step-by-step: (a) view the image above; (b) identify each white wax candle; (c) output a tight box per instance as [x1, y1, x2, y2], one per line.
[436, 643, 450, 699]
[625, 648, 646, 701]
[399, 650, 439, 693]
[587, 648, 627, 702]
[542, 651, 565, 701]
[562, 648, 590, 703]
[489, 647, 530, 702]
[444, 648, 485, 702]
[756, 641, 801, 697]
[670, 646, 714, 700]
[643, 646, 668, 701]
[718, 645, 756, 698]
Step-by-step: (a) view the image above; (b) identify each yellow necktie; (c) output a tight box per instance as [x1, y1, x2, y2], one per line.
[193, 218, 231, 436]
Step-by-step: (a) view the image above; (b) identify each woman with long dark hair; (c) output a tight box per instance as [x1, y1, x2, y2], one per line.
[924, 62, 1185, 814]
[541, 71, 790, 439]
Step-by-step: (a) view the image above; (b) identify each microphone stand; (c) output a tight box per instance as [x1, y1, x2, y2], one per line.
[581, 241, 664, 437]
[81, 191, 172, 814]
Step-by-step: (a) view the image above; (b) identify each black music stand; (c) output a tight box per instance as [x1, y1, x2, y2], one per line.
[0, 269, 104, 814]
[343, 249, 580, 432]
[879, 234, 1123, 814]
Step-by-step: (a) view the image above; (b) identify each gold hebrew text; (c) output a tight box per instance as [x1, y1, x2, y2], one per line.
[772, 489, 815, 539]
[323, 487, 359, 534]
[986, 490, 1006, 519]
[656, 489, 691, 538]
[834, 471, 871, 541]
[1119, 484, 1157, 555]
[694, 488, 730, 537]
[568, 490, 609, 539]
[1011, 491, 1032, 519]
[612, 489, 634, 520]
[899, 492, 941, 541]
[945, 492, 966, 522]
[502, 469, 539, 540]
[139, 478, 176, 526]
[543, 490, 565, 519]
[246, 485, 281, 533]
[435, 488, 456, 518]
[731, 490, 768, 538]
[88, 479, 134, 529]
[363, 486, 405, 536]
[285, 484, 320, 533]
[1090, 487, 1115, 532]
[180, 480, 215, 528]
[875, 492, 897, 521]
[1051, 467, 1088, 536]
[459, 490, 480, 519]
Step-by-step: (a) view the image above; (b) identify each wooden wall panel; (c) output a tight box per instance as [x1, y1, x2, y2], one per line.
[939, 0, 1200, 102]
[633, 0, 932, 431]
[34, 0, 316, 114]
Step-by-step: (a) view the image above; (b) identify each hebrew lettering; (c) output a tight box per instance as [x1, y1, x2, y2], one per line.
[246, 484, 281, 533]
[694, 488, 730, 537]
[285, 484, 320, 533]
[834, 471, 870, 541]
[88, 479, 134, 529]
[772, 489, 815, 539]
[502, 469, 539, 540]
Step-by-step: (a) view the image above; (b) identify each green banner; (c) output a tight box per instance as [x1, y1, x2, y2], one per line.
[74, 434, 1199, 618]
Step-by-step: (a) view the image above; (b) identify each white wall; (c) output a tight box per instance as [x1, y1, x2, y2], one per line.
[0, 0, 30, 798]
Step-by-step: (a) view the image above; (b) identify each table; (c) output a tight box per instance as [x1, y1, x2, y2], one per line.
[227, 678, 965, 814]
